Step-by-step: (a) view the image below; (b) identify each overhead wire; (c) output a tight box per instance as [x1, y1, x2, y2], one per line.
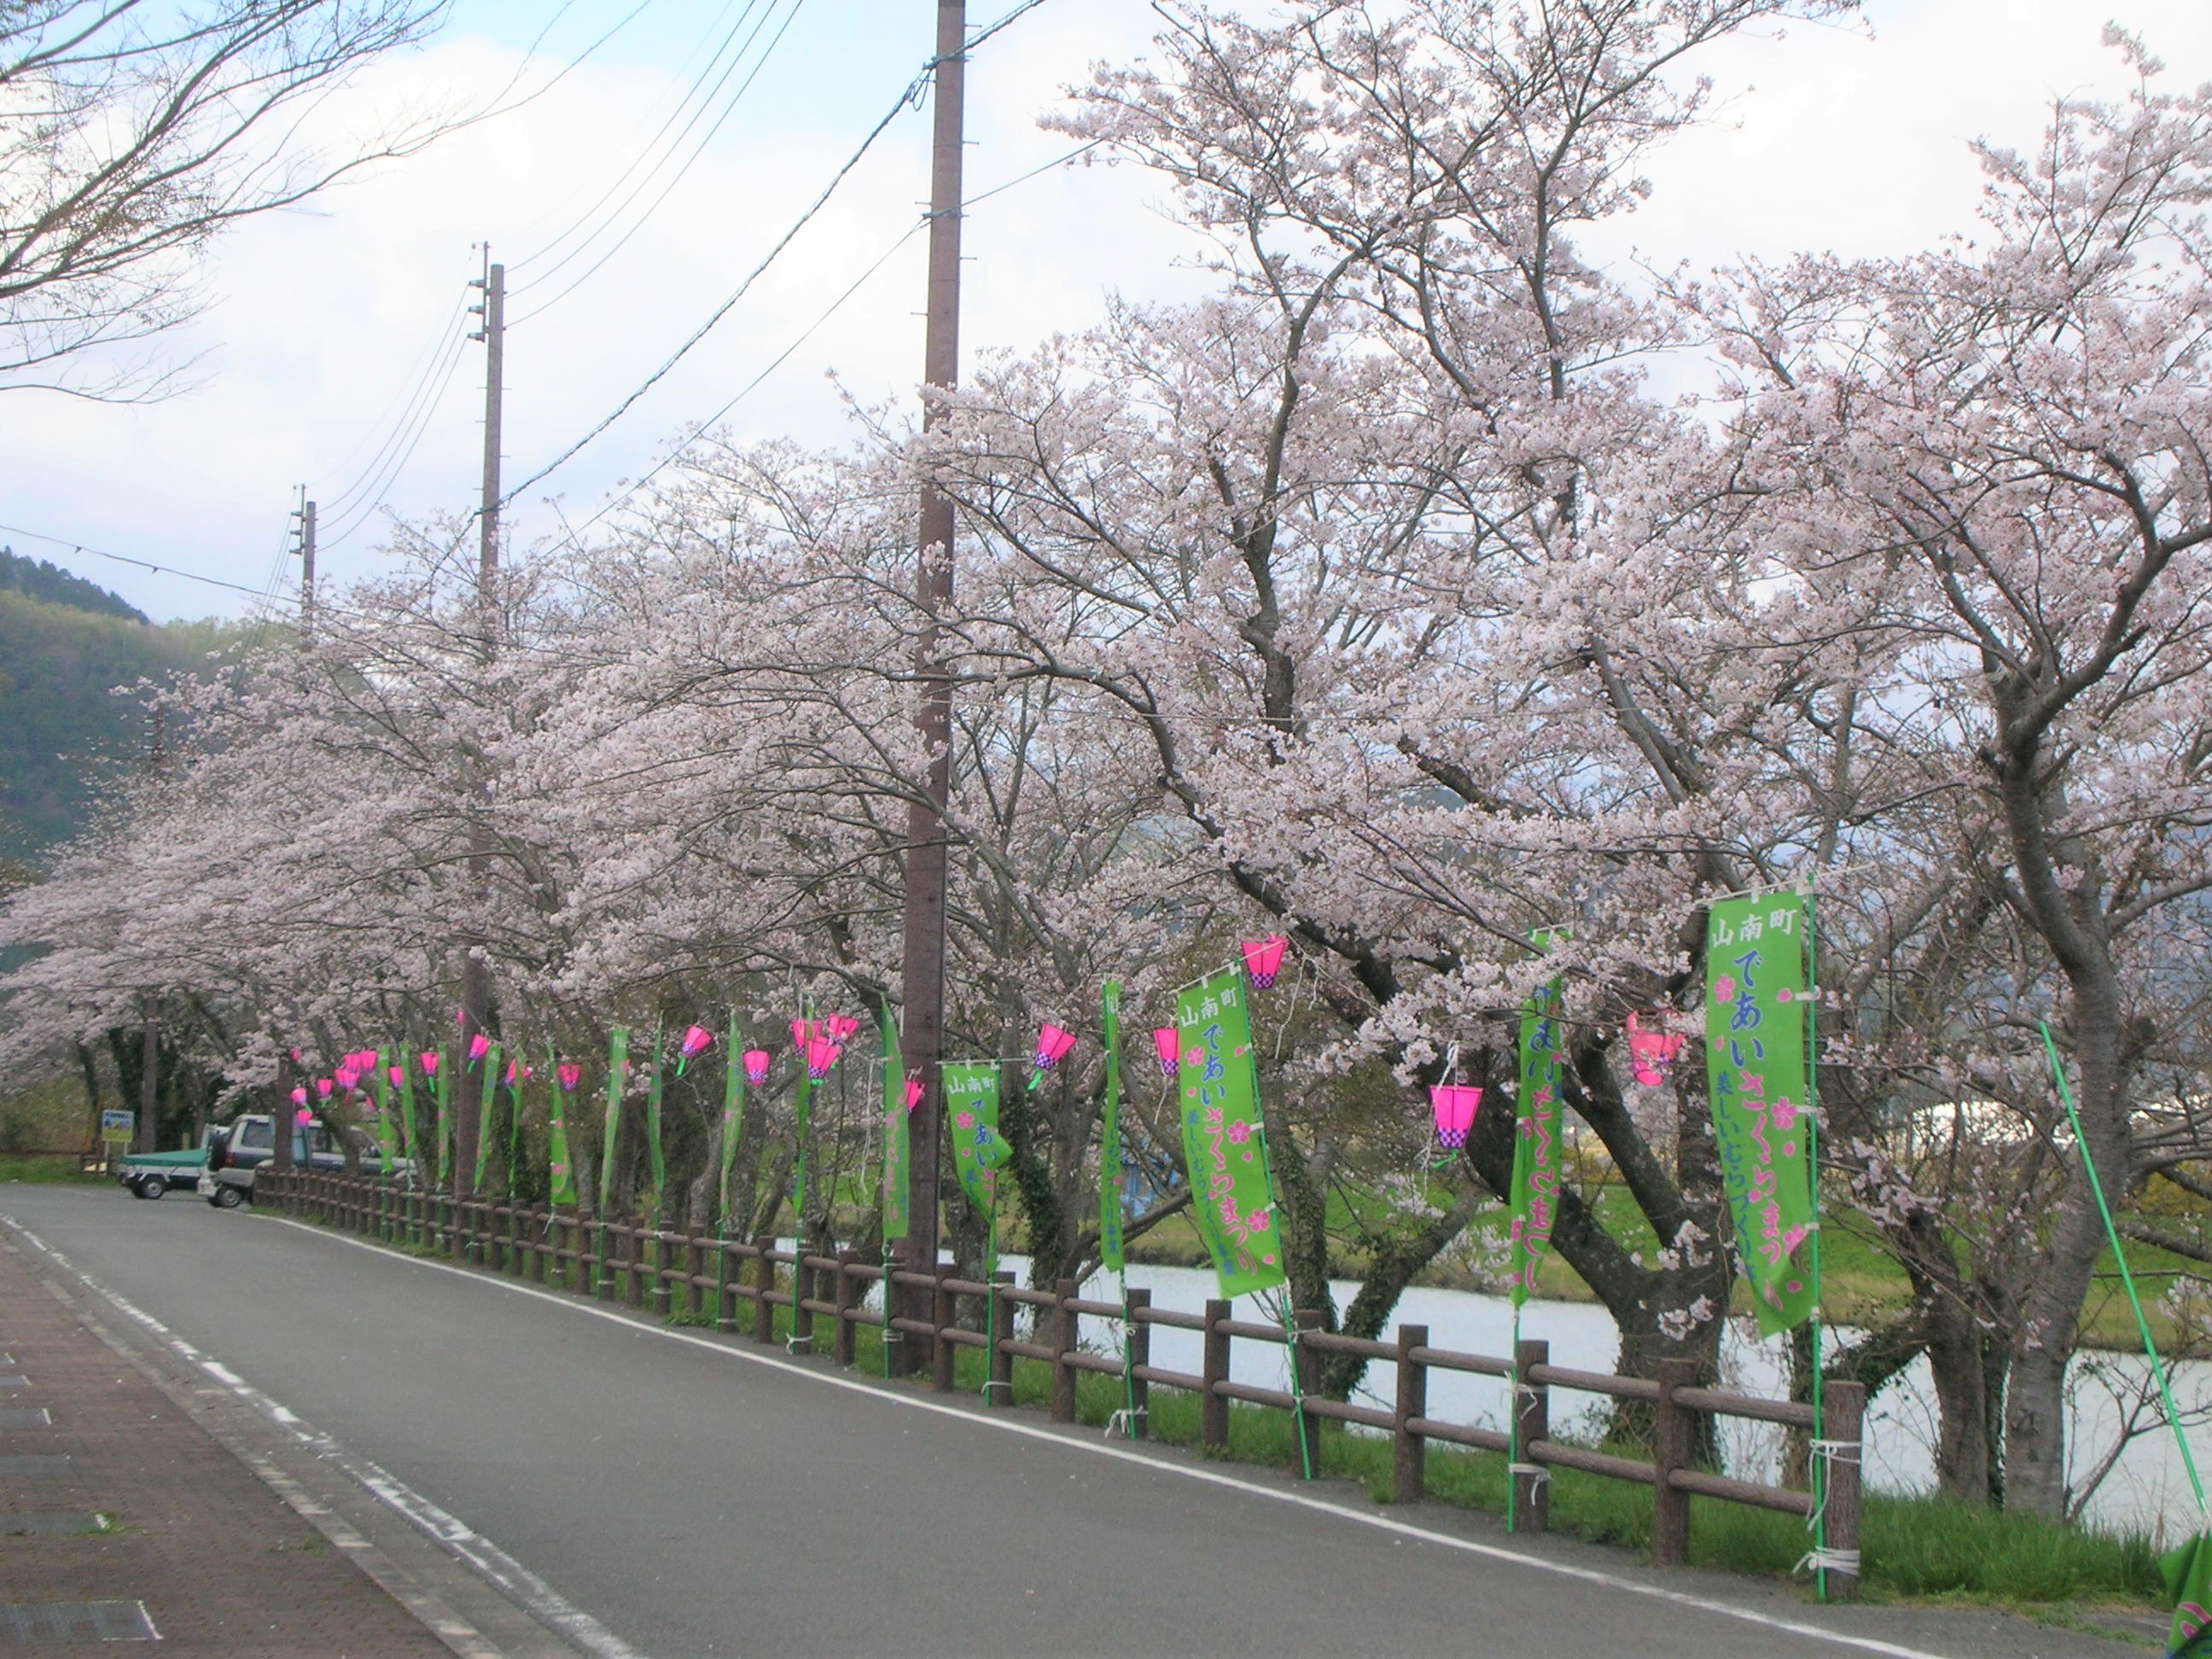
[496, 58, 934, 509]
[319, 317, 476, 551]
[507, 0, 765, 273]
[521, 136, 1097, 559]
[317, 283, 474, 539]
[500, 0, 1059, 509]
[509, 0, 807, 323]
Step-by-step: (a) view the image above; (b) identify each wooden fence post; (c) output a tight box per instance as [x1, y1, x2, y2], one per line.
[1291, 1308, 1324, 1476]
[834, 1250, 859, 1368]
[1125, 1289, 1151, 1440]
[1201, 1299, 1231, 1453]
[1394, 1323, 1428, 1505]
[1824, 1380, 1865, 1602]
[1515, 1337, 1551, 1534]
[932, 1268, 958, 1393]
[648, 1228, 670, 1317]
[1652, 1358, 1697, 1567]
[751, 1235, 777, 1344]
[1051, 1278, 1080, 1423]
[716, 1239, 739, 1333]
[987, 1272, 1015, 1408]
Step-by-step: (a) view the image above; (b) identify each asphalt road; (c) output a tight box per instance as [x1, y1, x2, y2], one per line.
[0, 1185, 2147, 1658]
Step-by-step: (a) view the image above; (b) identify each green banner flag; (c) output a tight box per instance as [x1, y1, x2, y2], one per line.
[944, 1062, 1004, 1212]
[473, 1040, 501, 1196]
[2163, 1533, 2212, 1656]
[547, 1043, 577, 1207]
[1707, 892, 1817, 1337]
[397, 1050, 421, 1171]
[880, 1002, 911, 1243]
[600, 1027, 628, 1216]
[1100, 979, 1126, 1273]
[719, 1010, 745, 1232]
[1175, 967, 1286, 1300]
[370, 1050, 397, 1176]
[644, 1028, 667, 1226]
[1511, 954, 1565, 1308]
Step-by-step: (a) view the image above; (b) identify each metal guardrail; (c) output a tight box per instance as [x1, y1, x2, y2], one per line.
[262, 1170, 1865, 1595]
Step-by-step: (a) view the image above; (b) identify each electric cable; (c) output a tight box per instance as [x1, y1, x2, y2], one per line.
[508, 0, 765, 273]
[510, 0, 806, 321]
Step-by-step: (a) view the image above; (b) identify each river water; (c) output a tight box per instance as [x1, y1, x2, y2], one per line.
[960, 1254, 2209, 1540]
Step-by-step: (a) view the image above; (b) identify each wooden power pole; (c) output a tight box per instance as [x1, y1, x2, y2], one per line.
[893, 0, 968, 1370]
[455, 253, 505, 1196]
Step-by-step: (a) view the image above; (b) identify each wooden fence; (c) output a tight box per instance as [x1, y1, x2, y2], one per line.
[259, 1169, 1864, 1595]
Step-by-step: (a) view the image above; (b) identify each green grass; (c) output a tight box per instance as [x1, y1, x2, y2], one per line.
[0, 1154, 102, 1184]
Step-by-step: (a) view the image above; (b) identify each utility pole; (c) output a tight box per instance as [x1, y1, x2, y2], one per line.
[293, 491, 317, 633]
[893, 0, 967, 1371]
[454, 252, 505, 1197]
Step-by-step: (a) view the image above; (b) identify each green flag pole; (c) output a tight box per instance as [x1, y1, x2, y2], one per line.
[716, 1008, 744, 1332]
[598, 1027, 628, 1298]
[1807, 889, 1830, 1604]
[2040, 1019, 2208, 1517]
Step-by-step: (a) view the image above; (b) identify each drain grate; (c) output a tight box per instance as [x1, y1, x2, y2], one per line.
[0, 1409, 53, 1430]
[0, 1600, 158, 1642]
[0, 1512, 107, 1536]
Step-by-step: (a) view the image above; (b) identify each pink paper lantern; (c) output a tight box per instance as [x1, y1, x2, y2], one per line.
[315, 1077, 334, 1098]
[824, 1013, 860, 1044]
[502, 1061, 518, 1087]
[556, 1062, 582, 1093]
[1033, 1023, 1078, 1070]
[805, 1037, 841, 1080]
[1626, 1013, 1686, 1088]
[289, 1086, 308, 1108]
[334, 1066, 360, 1092]
[467, 1033, 491, 1063]
[789, 1017, 818, 1052]
[679, 1024, 715, 1059]
[1242, 936, 1289, 989]
[387, 1065, 404, 1088]
[903, 1079, 924, 1113]
[295, 1107, 314, 1127]
[1152, 1027, 1181, 1074]
[1429, 1084, 1483, 1150]
[418, 1051, 439, 1076]
[742, 1049, 771, 1086]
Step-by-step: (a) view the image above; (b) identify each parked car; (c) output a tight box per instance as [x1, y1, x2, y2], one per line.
[197, 1115, 409, 1208]
[114, 1139, 210, 1200]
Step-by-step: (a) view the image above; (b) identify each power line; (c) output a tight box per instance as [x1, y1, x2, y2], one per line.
[498, 63, 933, 509]
[521, 137, 1092, 556]
[508, 0, 766, 273]
[0, 521, 289, 602]
[509, 0, 807, 323]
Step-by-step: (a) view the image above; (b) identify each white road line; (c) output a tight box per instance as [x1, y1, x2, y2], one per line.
[277, 1218, 1942, 1659]
[0, 1217, 642, 1659]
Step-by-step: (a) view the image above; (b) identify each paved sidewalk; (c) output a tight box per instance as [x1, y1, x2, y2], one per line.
[0, 1228, 451, 1656]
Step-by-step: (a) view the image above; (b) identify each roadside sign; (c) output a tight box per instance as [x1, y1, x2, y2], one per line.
[100, 1109, 135, 1144]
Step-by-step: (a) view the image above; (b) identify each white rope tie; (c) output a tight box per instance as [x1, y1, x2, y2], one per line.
[1794, 1437, 1862, 1580]
[1103, 1407, 1149, 1438]
[1507, 1462, 1550, 1485]
[981, 1378, 1014, 1396]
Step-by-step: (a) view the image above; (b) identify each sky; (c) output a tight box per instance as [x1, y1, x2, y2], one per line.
[3, 0, 2209, 623]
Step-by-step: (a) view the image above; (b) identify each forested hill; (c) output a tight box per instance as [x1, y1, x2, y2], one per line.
[0, 551, 242, 864]
[0, 550, 148, 623]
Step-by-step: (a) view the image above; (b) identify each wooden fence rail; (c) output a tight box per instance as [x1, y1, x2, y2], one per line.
[260, 1170, 1863, 1596]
